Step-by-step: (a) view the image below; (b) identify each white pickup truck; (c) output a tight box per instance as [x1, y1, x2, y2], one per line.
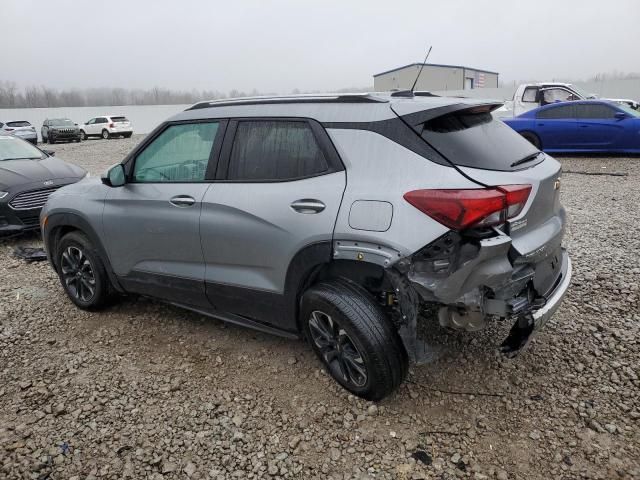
[499, 82, 639, 117]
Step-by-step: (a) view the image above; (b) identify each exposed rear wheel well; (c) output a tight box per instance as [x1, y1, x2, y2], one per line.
[297, 259, 396, 331]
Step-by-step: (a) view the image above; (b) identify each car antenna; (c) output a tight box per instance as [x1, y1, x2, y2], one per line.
[391, 46, 433, 98]
[410, 46, 433, 92]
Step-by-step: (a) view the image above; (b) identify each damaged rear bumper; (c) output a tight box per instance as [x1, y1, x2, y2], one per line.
[531, 252, 572, 330]
[389, 230, 571, 363]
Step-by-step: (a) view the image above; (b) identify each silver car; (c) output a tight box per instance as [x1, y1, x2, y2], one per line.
[41, 93, 572, 400]
[1, 120, 38, 144]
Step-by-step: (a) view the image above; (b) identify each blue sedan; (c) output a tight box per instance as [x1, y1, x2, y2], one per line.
[503, 100, 640, 153]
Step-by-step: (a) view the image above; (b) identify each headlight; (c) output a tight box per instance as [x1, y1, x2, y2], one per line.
[0, 192, 8, 199]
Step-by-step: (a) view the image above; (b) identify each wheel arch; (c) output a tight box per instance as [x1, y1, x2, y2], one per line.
[44, 212, 124, 292]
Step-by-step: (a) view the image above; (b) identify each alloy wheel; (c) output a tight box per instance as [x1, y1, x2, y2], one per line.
[60, 246, 96, 302]
[308, 310, 368, 388]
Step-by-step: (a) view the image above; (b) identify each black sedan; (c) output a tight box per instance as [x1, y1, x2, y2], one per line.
[0, 134, 86, 234]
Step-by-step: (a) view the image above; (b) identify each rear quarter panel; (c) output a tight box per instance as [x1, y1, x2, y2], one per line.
[327, 128, 481, 259]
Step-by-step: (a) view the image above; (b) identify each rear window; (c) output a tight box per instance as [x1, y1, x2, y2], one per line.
[419, 110, 540, 171]
[111, 116, 128, 122]
[7, 121, 31, 127]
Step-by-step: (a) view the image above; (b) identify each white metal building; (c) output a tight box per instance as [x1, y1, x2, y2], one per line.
[373, 63, 499, 92]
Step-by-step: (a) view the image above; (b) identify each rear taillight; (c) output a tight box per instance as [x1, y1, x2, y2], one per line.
[5, 128, 13, 131]
[404, 185, 532, 231]
[109, 123, 115, 128]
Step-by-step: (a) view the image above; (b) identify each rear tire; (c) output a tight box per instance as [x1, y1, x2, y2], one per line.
[56, 231, 112, 310]
[124, 132, 132, 138]
[102, 129, 110, 139]
[521, 132, 542, 150]
[301, 278, 408, 401]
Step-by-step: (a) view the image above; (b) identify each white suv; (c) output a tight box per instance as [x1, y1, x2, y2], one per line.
[80, 115, 133, 140]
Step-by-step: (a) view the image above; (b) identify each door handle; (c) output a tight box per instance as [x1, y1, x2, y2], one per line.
[170, 195, 196, 207]
[290, 199, 325, 214]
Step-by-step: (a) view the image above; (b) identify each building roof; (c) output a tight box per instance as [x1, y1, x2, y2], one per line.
[373, 63, 499, 78]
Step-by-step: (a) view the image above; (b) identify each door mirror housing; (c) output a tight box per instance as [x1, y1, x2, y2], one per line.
[102, 164, 126, 187]
[615, 111, 627, 120]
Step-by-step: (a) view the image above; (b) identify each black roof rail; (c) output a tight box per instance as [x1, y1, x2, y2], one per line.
[185, 94, 388, 111]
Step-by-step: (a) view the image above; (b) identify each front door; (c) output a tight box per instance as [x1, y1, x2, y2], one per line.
[573, 103, 625, 149]
[535, 104, 578, 150]
[200, 119, 346, 330]
[102, 120, 223, 307]
[85, 118, 97, 135]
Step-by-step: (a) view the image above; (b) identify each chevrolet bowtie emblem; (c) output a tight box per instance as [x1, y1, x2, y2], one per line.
[554, 179, 561, 190]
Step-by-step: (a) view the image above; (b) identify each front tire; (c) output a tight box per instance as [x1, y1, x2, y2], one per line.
[80, 130, 87, 141]
[57, 231, 112, 310]
[48, 136, 55, 144]
[301, 278, 408, 401]
[102, 129, 110, 139]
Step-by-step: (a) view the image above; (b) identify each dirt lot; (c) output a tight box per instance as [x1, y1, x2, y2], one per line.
[1, 136, 639, 479]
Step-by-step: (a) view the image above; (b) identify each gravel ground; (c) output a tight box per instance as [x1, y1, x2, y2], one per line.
[1, 137, 639, 480]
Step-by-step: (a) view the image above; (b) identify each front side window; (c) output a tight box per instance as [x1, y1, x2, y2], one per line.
[536, 105, 575, 120]
[227, 121, 328, 181]
[133, 122, 219, 182]
[574, 104, 617, 119]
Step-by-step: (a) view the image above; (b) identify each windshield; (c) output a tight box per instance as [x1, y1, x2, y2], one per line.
[50, 118, 75, 126]
[569, 85, 594, 99]
[617, 104, 640, 118]
[0, 136, 46, 161]
[6, 121, 31, 127]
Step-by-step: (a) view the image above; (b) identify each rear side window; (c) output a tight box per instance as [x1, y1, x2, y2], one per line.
[133, 122, 219, 182]
[574, 104, 617, 119]
[7, 121, 31, 127]
[419, 110, 540, 171]
[227, 121, 328, 181]
[536, 105, 575, 119]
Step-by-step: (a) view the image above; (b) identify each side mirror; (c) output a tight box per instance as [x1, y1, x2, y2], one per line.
[101, 164, 126, 187]
[615, 111, 627, 120]
[43, 150, 55, 157]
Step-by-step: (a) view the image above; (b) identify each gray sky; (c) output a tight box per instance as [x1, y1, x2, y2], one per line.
[2, 0, 639, 93]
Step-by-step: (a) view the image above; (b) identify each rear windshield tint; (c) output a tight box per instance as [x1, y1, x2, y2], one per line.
[7, 121, 31, 127]
[419, 111, 541, 171]
[111, 116, 128, 122]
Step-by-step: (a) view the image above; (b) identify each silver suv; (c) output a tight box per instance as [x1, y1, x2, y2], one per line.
[42, 93, 572, 400]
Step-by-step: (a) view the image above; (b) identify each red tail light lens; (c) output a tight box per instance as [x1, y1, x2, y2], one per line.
[109, 123, 115, 128]
[404, 185, 532, 230]
[5, 128, 14, 131]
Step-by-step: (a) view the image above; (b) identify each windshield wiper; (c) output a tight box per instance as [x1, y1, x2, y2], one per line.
[511, 151, 544, 168]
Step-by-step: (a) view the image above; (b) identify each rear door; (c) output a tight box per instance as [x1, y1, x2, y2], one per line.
[574, 103, 625, 149]
[534, 104, 578, 150]
[200, 118, 345, 330]
[102, 120, 225, 307]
